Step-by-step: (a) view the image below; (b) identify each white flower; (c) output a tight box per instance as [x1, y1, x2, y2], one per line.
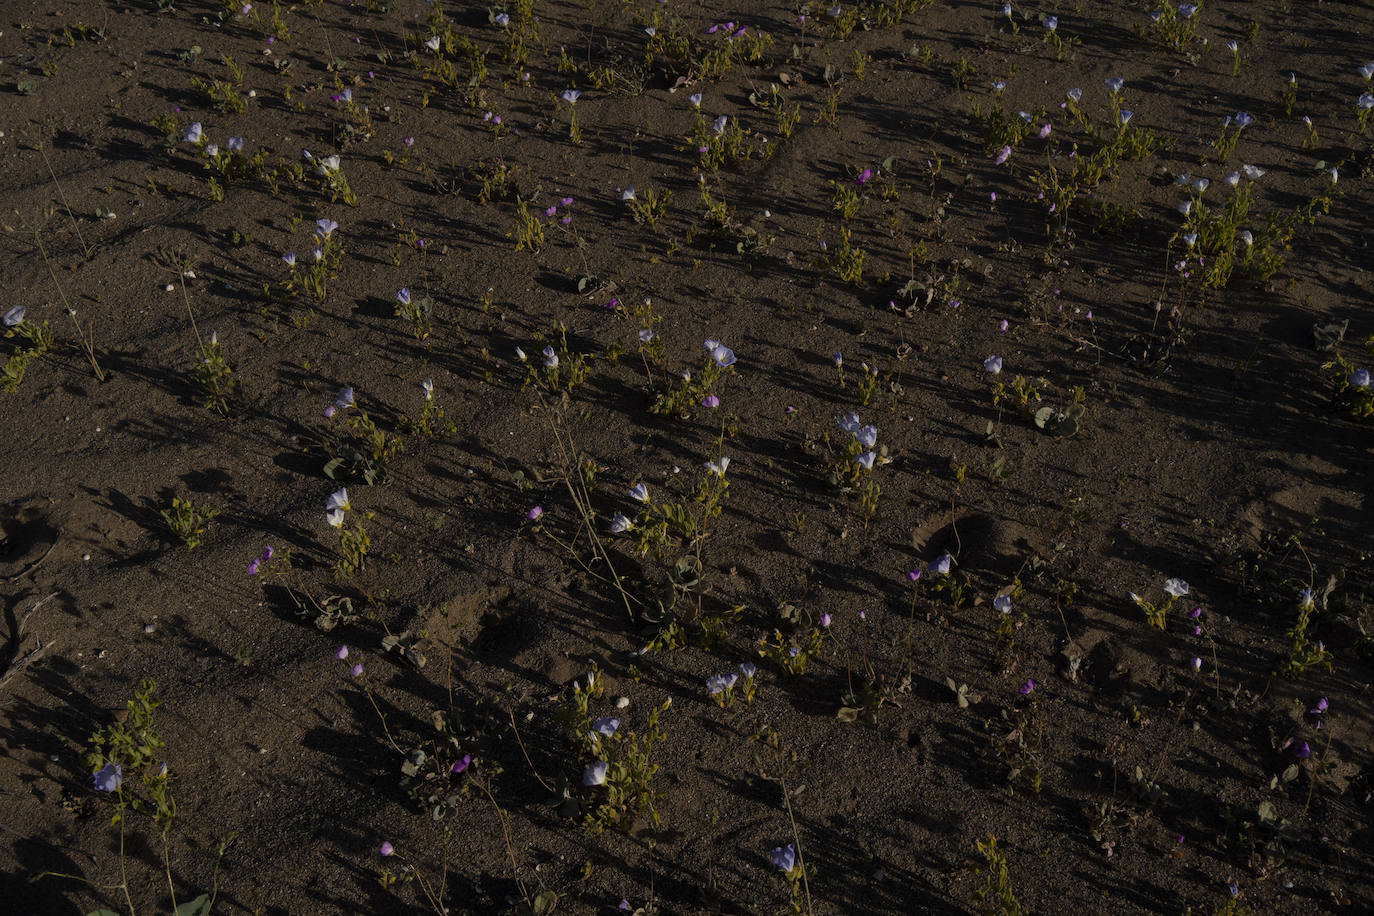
[582, 761, 608, 786]
[1177, 201, 1192, 217]
[638, 329, 654, 342]
[1191, 178, 1209, 193]
[1238, 230, 1253, 246]
[315, 218, 338, 238]
[421, 378, 434, 400]
[561, 89, 581, 105]
[1162, 578, 1189, 598]
[621, 187, 636, 201]
[1222, 171, 1240, 186]
[334, 387, 355, 409]
[984, 355, 1003, 374]
[993, 595, 1012, 614]
[319, 154, 341, 174]
[687, 92, 702, 108]
[1240, 164, 1265, 181]
[515, 346, 527, 361]
[609, 513, 633, 534]
[855, 451, 876, 470]
[542, 346, 559, 368]
[2, 305, 25, 327]
[425, 35, 441, 51]
[705, 456, 731, 476]
[712, 115, 728, 134]
[205, 144, 219, 157]
[628, 483, 649, 503]
[1104, 78, 1124, 93]
[327, 508, 346, 528]
[929, 554, 953, 576]
[281, 252, 297, 267]
[396, 287, 411, 306]
[326, 487, 351, 512]
[183, 122, 203, 143]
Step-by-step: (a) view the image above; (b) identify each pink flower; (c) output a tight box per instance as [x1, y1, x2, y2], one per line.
[994, 145, 1012, 165]
[350, 663, 364, 677]
[379, 841, 394, 856]
[334, 645, 349, 660]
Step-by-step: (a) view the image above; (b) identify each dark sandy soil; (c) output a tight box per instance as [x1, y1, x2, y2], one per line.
[2, 1, 1373, 914]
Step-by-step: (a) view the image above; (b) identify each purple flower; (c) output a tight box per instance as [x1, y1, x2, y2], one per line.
[1018, 679, 1035, 696]
[262, 546, 275, 560]
[998, 319, 1009, 333]
[591, 716, 620, 736]
[1104, 77, 1124, 93]
[1309, 697, 1328, 716]
[819, 613, 832, 627]
[1292, 741, 1311, 759]
[771, 844, 796, 872]
[4, 305, 27, 327]
[740, 661, 756, 678]
[350, 663, 364, 677]
[701, 394, 720, 408]
[379, 841, 395, 857]
[451, 754, 472, 773]
[396, 288, 411, 306]
[527, 506, 543, 522]
[712, 115, 728, 134]
[93, 762, 122, 792]
[334, 387, 355, 410]
[315, 218, 338, 239]
[334, 645, 349, 660]
[855, 168, 872, 186]
[247, 558, 261, 576]
[1190, 656, 1202, 672]
[993, 595, 1012, 614]
[906, 569, 921, 582]
[1187, 606, 1203, 619]
[984, 355, 1003, 374]
[929, 554, 953, 576]
[994, 145, 1012, 166]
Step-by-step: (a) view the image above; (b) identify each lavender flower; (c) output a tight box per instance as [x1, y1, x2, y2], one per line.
[542, 346, 559, 368]
[740, 661, 757, 678]
[771, 844, 796, 872]
[993, 595, 1012, 614]
[183, 122, 203, 144]
[701, 394, 720, 408]
[1019, 679, 1035, 695]
[379, 841, 395, 856]
[609, 513, 632, 534]
[929, 554, 953, 576]
[712, 115, 728, 134]
[334, 387, 355, 410]
[984, 355, 1003, 374]
[706, 673, 738, 695]
[561, 89, 581, 105]
[334, 644, 349, 660]
[3, 305, 26, 327]
[688, 92, 703, 108]
[315, 218, 338, 238]
[628, 483, 650, 503]
[1350, 369, 1371, 388]
[583, 761, 608, 785]
[527, 506, 543, 521]
[452, 754, 472, 773]
[396, 288, 411, 306]
[1163, 578, 1189, 598]
[1104, 77, 1124, 93]
[590, 716, 620, 736]
[93, 762, 122, 792]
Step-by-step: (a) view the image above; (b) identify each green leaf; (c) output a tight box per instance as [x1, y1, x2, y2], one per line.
[836, 706, 860, 723]
[173, 895, 212, 916]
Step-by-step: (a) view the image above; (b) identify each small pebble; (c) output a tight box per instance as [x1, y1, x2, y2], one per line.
[615, 696, 630, 709]
[143, 623, 156, 634]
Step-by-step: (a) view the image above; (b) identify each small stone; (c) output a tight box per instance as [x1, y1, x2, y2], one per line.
[615, 696, 630, 709]
[143, 623, 156, 634]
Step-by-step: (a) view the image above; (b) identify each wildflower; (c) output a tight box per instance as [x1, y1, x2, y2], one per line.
[1178, 3, 1198, 16]
[396, 288, 411, 306]
[205, 144, 219, 158]
[771, 844, 796, 873]
[311, 247, 323, 262]
[855, 168, 872, 186]
[1163, 578, 1189, 598]
[706, 673, 738, 695]
[1019, 679, 1034, 695]
[1104, 77, 1124, 93]
[3, 305, 25, 327]
[422, 378, 433, 400]
[1233, 111, 1253, 129]
[336, 88, 352, 103]
[1187, 606, 1203, 619]
[515, 346, 527, 361]
[930, 554, 953, 576]
[93, 762, 122, 792]
[326, 510, 346, 528]
[838, 411, 861, 435]
[494, 12, 509, 26]
[628, 483, 650, 503]
[1309, 697, 1328, 716]
[590, 716, 620, 736]
[1043, 15, 1057, 30]
[1190, 656, 1203, 672]
[1241, 164, 1265, 180]
[542, 346, 559, 368]
[984, 355, 1003, 374]
[315, 218, 338, 239]
[1177, 201, 1192, 217]
[1360, 93, 1374, 110]
[1223, 171, 1240, 186]
[527, 506, 543, 521]
[994, 145, 1012, 165]
[688, 92, 703, 108]
[856, 451, 876, 470]
[1037, 122, 1052, 138]
[334, 645, 349, 660]
[906, 569, 921, 582]
[379, 841, 395, 856]
[855, 425, 878, 449]
[327, 487, 350, 513]
[705, 339, 737, 367]
[645, 26, 656, 37]
[247, 557, 261, 576]
[226, 136, 244, 151]
[1192, 177, 1209, 193]
[583, 761, 608, 786]
[334, 387, 355, 410]
[425, 35, 441, 51]
[1066, 87, 1082, 102]
[993, 595, 1012, 614]
[608, 513, 633, 534]
[819, 613, 832, 627]
[701, 394, 720, 408]
[990, 80, 1006, 92]
[705, 456, 731, 476]
[1349, 369, 1370, 388]
[999, 3, 1011, 16]
[281, 251, 297, 268]
[183, 122, 203, 143]
[349, 663, 364, 677]
[561, 89, 581, 104]
[1292, 741, 1311, 759]
[1181, 232, 1197, 247]
[998, 319, 1009, 333]
[740, 661, 757, 678]
[712, 115, 728, 134]
[1361, 63, 1374, 80]
[452, 754, 472, 773]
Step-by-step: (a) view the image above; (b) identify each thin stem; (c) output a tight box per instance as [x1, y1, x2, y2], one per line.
[35, 142, 92, 258]
[778, 774, 814, 916]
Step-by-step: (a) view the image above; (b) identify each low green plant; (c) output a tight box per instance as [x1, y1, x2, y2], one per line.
[161, 496, 218, 548]
[1277, 588, 1332, 678]
[974, 835, 1024, 915]
[1, 308, 54, 393]
[191, 330, 238, 413]
[1130, 577, 1190, 629]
